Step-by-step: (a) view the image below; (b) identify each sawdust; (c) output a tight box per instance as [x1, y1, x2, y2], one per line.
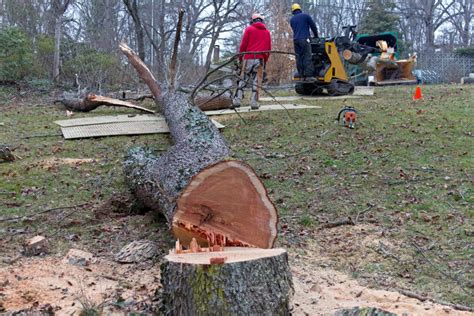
[36, 158, 98, 169]
[0, 252, 471, 315]
[0, 255, 160, 314]
[290, 262, 470, 315]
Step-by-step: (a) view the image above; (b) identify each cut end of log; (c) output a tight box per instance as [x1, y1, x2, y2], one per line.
[166, 247, 286, 264]
[172, 160, 278, 249]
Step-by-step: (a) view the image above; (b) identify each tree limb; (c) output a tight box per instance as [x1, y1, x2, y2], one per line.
[119, 42, 163, 112]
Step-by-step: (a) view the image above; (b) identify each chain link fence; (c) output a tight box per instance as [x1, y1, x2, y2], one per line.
[415, 52, 474, 84]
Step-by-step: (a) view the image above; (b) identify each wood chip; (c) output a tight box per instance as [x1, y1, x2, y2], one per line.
[23, 235, 47, 256]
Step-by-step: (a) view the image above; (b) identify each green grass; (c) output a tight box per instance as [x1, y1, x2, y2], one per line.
[1, 84, 473, 306]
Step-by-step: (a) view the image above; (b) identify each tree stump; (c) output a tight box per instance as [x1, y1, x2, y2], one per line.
[160, 247, 293, 315]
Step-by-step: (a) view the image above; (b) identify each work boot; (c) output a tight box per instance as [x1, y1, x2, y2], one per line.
[250, 102, 259, 110]
[230, 99, 241, 109]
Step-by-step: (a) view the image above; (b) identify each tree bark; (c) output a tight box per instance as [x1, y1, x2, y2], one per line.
[55, 94, 155, 113]
[120, 93, 232, 111]
[335, 307, 396, 316]
[119, 43, 278, 248]
[53, 16, 61, 81]
[160, 247, 293, 315]
[194, 94, 232, 111]
[51, 0, 71, 81]
[123, 0, 146, 61]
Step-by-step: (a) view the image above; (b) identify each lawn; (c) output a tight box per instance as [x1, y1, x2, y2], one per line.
[0, 84, 473, 308]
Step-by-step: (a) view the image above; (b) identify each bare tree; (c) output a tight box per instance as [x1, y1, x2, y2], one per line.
[123, 0, 145, 61]
[203, 0, 240, 70]
[52, 0, 72, 81]
[444, 0, 473, 46]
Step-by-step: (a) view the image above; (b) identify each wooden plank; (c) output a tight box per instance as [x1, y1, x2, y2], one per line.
[60, 119, 224, 139]
[55, 114, 158, 127]
[259, 95, 361, 102]
[205, 104, 321, 116]
[374, 79, 417, 86]
[353, 86, 375, 96]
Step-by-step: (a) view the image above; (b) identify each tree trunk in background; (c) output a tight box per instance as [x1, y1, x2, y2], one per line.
[53, 15, 61, 80]
[51, 0, 71, 82]
[123, 0, 145, 61]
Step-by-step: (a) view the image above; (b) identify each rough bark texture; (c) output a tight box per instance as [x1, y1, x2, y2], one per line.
[56, 94, 155, 113]
[115, 240, 158, 263]
[194, 94, 232, 111]
[160, 248, 293, 315]
[124, 92, 230, 222]
[335, 307, 396, 316]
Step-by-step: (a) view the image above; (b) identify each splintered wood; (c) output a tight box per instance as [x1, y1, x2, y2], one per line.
[172, 238, 224, 255]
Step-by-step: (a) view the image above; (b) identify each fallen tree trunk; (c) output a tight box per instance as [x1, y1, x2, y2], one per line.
[161, 247, 293, 315]
[121, 92, 232, 111]
[194, 93, 232, 111]
[120, 12, 287, 312]
[120, 42, 278, 248]
[55, 94, 155, 114]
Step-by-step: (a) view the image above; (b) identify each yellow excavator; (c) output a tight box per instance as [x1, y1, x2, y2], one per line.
[293, 26, 417, 96]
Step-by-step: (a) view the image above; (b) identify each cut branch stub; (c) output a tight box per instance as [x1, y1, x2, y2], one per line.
[173, 160, 278, 249]
[119, 42, 163, 111]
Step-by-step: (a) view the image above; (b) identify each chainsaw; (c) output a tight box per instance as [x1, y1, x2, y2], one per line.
[336, 106, 357, 129]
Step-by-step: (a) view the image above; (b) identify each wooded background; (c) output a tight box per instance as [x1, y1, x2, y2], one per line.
[0, 0, 472, 89]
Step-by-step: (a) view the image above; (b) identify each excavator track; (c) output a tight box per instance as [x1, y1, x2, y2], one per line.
[326, 79, 354, 96]
[295, 79, 354, 96]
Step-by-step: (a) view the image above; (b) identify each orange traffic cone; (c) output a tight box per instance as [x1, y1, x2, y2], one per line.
[413, 86, 423, 101]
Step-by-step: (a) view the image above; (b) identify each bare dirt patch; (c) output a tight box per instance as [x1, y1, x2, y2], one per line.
[1, 247, 470, 315]
[291, 260, 470, 315]
[36, 157, 99, 170]
[0, 255, 160, 314]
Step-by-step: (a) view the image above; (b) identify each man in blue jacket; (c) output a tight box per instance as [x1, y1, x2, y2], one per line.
[290, 3, 319, 80]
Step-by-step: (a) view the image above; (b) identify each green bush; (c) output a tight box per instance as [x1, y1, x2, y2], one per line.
[454, 47, 474, 57]
[63, 49, 119, 89]
[0, 28, 33, 81]
[31, 35, 54, 78]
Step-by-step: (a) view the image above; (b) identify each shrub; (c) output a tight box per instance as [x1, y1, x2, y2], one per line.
[63, 49, 120, 91]
[455, 47, 474, 57]
[0, 28, 33, 81]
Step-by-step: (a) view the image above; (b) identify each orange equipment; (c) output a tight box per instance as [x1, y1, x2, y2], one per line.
[337, 106, 357, 129]
[413, 86, 423, 101]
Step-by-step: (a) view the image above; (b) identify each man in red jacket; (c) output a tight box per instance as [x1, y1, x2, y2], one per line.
[233, 13, 272, 110]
